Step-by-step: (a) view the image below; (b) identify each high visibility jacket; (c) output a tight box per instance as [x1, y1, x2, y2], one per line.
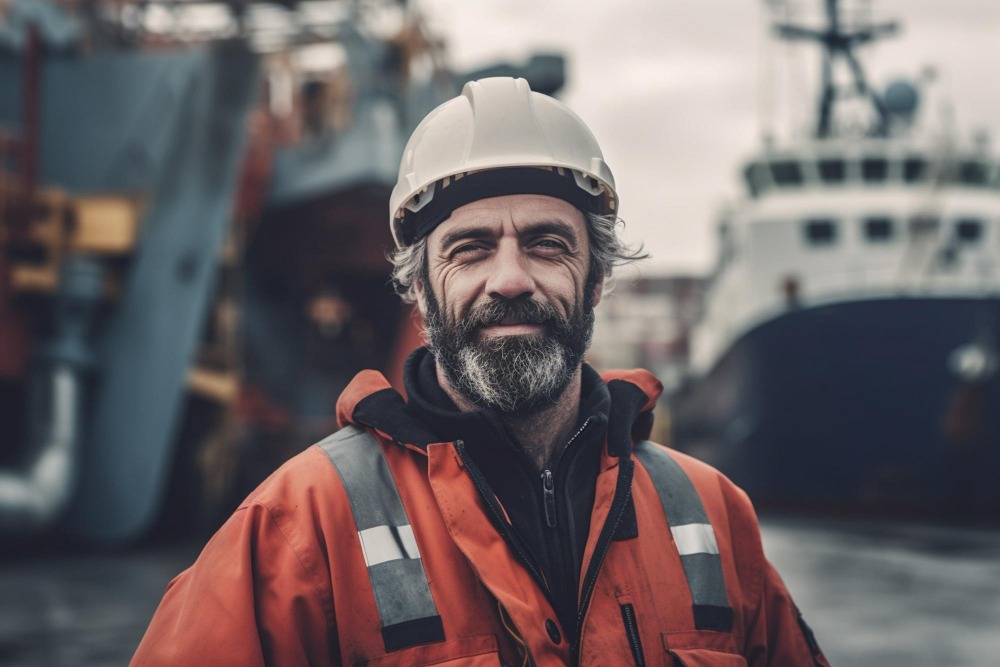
[132, 369, 828, 666]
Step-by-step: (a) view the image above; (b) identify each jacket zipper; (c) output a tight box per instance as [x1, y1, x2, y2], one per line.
[454, 440, 554, 604]
[541, 470, 557, 528]
[571, 458, 635, 662]
[460, 417, 604, 661]
[619, 603, 646, 667]
[539, 417, 594, 529]
[564, 417, 595, 453]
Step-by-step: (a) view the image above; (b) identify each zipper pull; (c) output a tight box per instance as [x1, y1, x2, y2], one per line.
[542, 469, 557, 528]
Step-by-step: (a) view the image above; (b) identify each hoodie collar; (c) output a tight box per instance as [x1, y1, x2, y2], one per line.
[403, 347, 612, 455]
[335, 347, 663, 457]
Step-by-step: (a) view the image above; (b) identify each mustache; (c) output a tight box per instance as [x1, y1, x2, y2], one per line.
[461, 297, 563, 332]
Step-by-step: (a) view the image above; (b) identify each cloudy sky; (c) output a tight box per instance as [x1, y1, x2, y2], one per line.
[418, 0, 1000, 274]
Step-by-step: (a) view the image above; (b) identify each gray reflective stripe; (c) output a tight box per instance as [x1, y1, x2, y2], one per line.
[370, 559, 438, 627]
[318, 426, 443, 648]
[633, 440, 732, 629]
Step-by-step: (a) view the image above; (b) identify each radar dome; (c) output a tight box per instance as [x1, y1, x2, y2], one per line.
[884, 80, 919, 117]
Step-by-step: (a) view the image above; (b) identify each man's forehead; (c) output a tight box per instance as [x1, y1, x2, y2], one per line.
[430, 194, 585, 242]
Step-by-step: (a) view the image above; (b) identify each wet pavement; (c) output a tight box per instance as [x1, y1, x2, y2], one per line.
[762, 517, 1000, 667]
[1, 517, 999, 666]
[0, 542, 199, 667]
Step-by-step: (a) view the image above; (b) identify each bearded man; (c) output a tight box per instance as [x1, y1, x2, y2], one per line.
[133, 78, 828, 666]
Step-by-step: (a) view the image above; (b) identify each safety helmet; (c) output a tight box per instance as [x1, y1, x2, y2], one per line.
[389, 77, 618, 248]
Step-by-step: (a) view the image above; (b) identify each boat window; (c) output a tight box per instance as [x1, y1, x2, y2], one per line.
[863, 217, 894, 241]
[803, 219, 837, 246]
[903, 157, 926, 183]
[770, 160, 803, 186]
[743, 162, 770, 197]
[818, 158, 845, 183]
[958, 161, 989, 187]
[955, 218, 983, 243]
[862, 157, 888, 183]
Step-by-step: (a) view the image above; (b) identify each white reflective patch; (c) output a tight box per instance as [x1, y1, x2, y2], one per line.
[358, 524, 420, 567]
[396, 524, 420, 560]
[671, 523, 719, 556]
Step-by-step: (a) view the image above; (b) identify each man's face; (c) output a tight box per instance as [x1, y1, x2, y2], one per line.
[416, 194, 602, 415]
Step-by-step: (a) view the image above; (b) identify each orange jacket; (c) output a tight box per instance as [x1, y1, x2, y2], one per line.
[133, 369, 828, 666]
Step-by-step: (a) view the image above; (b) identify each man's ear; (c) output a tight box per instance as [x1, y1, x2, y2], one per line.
[591, 273, 605, 309]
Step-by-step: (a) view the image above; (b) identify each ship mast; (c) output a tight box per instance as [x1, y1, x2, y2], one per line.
[774, 0, 897, 138]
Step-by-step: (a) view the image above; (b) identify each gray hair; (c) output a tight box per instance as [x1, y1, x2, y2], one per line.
[388, 212, 648, 304]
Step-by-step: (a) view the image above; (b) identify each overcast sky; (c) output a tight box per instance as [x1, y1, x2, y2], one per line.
[418, 0, 1000, 275]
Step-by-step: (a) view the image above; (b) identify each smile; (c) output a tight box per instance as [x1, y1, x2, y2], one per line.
[478, 323, 544, 336]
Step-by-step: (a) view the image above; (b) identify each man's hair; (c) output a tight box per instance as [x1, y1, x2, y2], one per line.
[389, 212, 649, 304]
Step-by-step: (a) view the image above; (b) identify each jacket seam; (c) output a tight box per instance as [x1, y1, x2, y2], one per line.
[251, 499, 337, 630]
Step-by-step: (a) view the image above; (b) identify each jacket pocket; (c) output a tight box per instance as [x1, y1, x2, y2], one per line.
[666, 647, 747, 667]
[619, 603, 646, 667]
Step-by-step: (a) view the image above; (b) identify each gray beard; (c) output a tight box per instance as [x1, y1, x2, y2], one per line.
[423, 292, 593, 416]
[452, 333, 573, 414]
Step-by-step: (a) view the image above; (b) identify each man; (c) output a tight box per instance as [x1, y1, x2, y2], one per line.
[133, 78, 828, 666]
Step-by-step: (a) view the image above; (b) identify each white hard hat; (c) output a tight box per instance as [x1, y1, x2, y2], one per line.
[389, 77, 618, 248]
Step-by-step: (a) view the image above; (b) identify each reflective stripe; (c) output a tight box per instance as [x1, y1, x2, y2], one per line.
[670, 523, 719, 556]
[359, 524, 420, 566]
[318, 426, 444, 651]
[633, 440, 733, 632]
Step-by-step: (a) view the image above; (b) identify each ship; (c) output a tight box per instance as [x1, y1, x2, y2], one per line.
[669, 0, 1000, 519]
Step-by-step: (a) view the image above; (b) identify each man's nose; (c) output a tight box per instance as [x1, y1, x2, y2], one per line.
[485, 246, 536, 301]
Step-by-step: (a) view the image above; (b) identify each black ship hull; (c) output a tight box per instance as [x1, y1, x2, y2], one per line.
[670, 297, 1000, 519]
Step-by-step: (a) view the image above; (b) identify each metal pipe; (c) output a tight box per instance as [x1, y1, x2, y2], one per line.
[0, 257, 103, 536]
[0, 366, 82, 534]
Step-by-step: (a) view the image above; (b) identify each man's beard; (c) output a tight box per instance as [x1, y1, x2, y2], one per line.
[423, 282, 596, 416]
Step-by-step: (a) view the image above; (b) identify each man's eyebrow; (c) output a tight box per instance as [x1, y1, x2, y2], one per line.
[438, 226, 496, 250]
[521, 220, 579, 244]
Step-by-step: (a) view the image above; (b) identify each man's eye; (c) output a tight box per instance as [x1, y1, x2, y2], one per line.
[452, 243, 488, 257]
[533, 239, 566, 252]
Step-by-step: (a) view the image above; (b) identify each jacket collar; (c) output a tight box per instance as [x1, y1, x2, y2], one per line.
[335, 347, 663, 457]
[335, 368, 441, 448]
[403, 347, 613, 461]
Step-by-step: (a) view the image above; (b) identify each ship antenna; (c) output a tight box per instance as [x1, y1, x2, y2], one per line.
[774, 0, 898, 138]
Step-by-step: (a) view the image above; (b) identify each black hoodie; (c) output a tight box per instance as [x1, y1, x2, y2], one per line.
[403, 347, 611, 643]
